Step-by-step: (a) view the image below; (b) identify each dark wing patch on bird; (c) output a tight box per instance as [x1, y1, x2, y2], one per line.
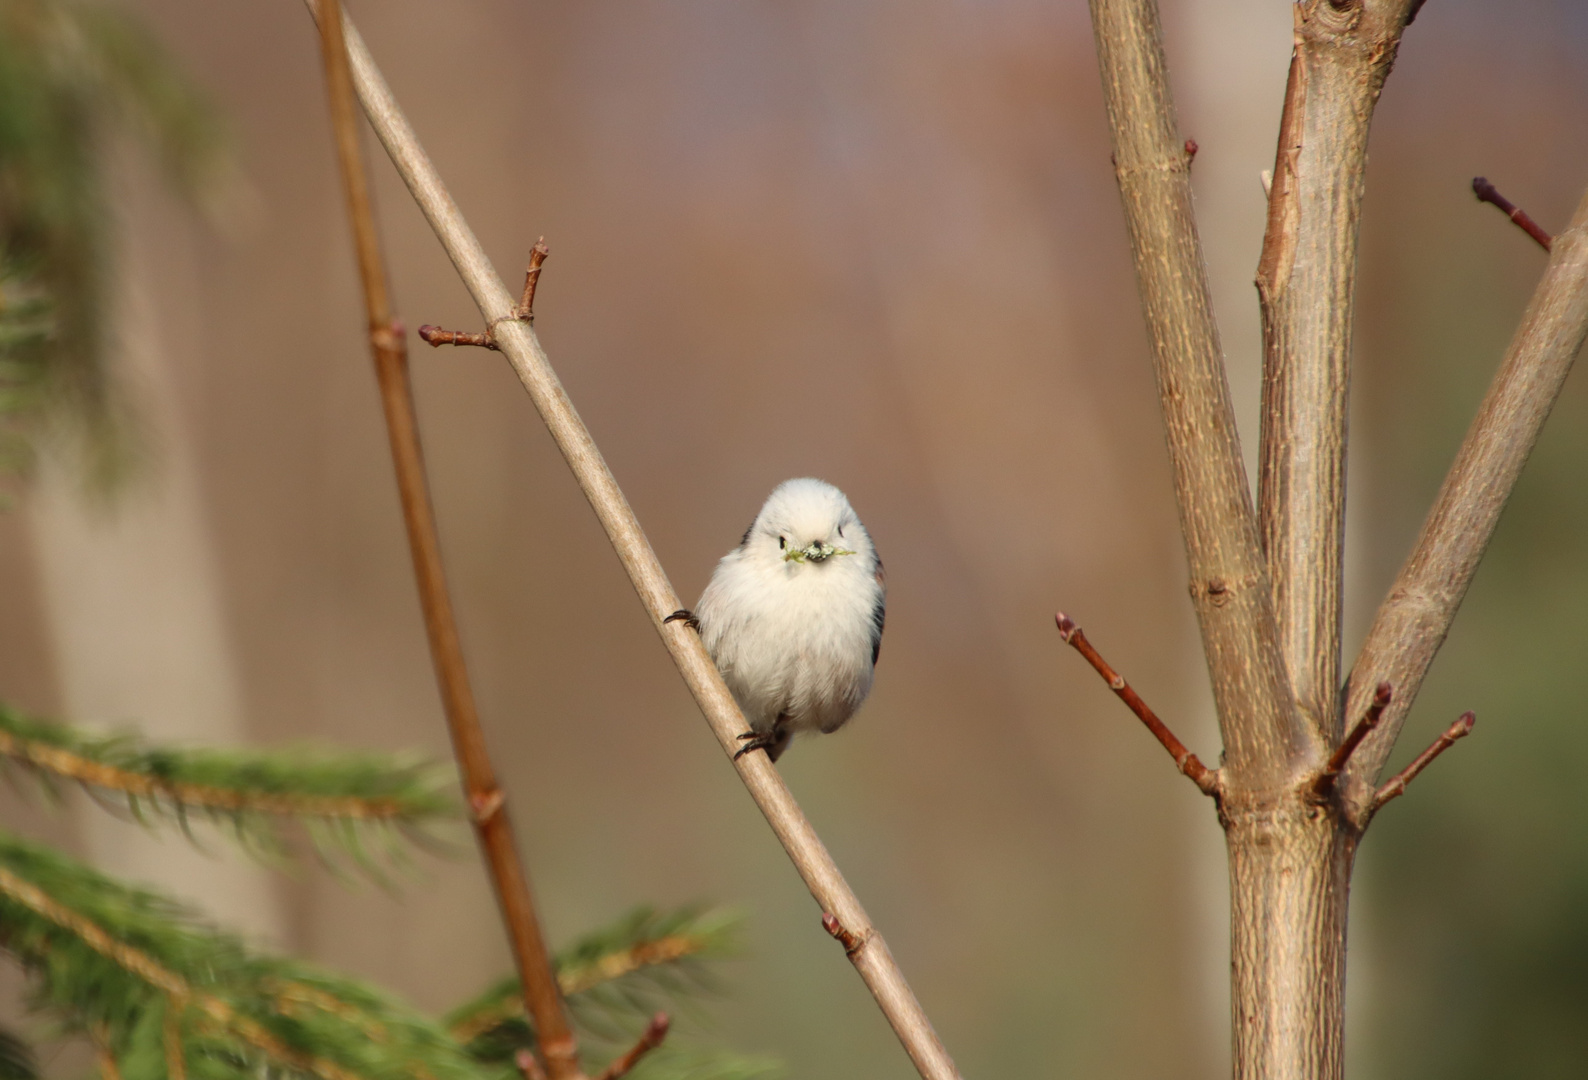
[739, 518, 757, 547]
[870, 548, 886, 666]
[870, 594, 886, 666]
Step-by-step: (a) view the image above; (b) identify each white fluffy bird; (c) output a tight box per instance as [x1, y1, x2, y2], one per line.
[668, 478, 886, 762]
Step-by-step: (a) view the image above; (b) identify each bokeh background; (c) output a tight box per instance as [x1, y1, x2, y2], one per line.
[2, 1, 1587, 1077]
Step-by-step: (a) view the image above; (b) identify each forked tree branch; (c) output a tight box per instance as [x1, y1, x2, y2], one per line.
[312, 5, 584, 1078]
[300, 4, 961, 1078]
[1255, 0, 1421, 744]
[1054, 614, 1219, 796]
[1088, 0, 1306, 791]
[1339, 186, 1588, 826]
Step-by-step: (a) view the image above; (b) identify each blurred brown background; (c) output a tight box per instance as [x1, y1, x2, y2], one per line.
[2, 1, 1587, 1077]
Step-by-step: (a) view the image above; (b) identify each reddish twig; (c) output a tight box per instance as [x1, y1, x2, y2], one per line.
[515, 1050, 549, 1080]
[418, 241, 548, 350]
[1054, 614, 1220, 796]
[1312, 681, 1391, 799]
[1473, 177, 1552, 252]
[515, 238, 550, 321]
[593, 1015, 669, 1080]
[1370, 711, 1476, 816]
[418, 324, 499, 350]
[313, 3, 586, 1078]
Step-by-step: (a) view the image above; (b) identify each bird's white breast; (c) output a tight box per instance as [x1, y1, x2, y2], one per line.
[697, 549, 880, 738]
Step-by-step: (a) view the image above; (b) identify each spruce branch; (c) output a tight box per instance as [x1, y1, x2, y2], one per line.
[448, 908, 737, 1056]
[0, 1027, 38, 1080]
[0, 830, 486, 1080]
[0, 0, 229, 490]
[303, 5, 961, 1077]
[0, 705, 456, 868]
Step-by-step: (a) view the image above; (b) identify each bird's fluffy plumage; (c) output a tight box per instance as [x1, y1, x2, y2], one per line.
[696, 478, 885, 761]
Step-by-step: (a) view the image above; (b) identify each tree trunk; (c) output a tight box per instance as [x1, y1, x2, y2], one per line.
[1088, 1, 1588, 1078]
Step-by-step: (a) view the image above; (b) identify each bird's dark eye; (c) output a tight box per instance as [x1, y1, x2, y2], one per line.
[778, 536, 786, 550]
[837, 525, 845, 538]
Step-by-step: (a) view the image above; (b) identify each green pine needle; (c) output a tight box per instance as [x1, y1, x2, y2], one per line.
[0, 830, 488, 1080]
[0, 704, 459, 872]
[0, 1027, 38, 1080]
[0, 0, 230, 491]
[447, 907, 750, 1074]
[607, 1047, 783, 1080]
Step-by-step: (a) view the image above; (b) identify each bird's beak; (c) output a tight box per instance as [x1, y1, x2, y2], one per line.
[785, 541, 856, 564]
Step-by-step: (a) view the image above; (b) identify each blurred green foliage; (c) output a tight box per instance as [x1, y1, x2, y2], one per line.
[0, 0, 226, 490]
[1357, 177, 1588, 1076]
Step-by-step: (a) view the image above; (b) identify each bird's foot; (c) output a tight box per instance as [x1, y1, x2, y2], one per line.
[664, 609, 700, 631]
[733, 731, 778, 760]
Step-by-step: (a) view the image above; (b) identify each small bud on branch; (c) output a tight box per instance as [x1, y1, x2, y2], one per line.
[515, 238, 550, 322]
[822, 912, 869, 957]
[417, 324, 499, 350]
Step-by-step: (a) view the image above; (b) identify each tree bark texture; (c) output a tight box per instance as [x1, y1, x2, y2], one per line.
[1087, 2, 1450, 1079]
[1088, 0, 1310, 791]
[1256, 0, 1417, 744]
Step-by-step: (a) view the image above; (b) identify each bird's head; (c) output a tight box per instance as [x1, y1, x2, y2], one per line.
[744, 478, 871, 570]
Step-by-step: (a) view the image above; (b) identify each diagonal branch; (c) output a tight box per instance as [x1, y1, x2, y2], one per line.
[1088, 0, 1306, 791]
[1256, 0, 1422, 745]
[311, 4, 584, 1078]
[302, 4, 962, 1078]
[1340, 185, 1588, 826]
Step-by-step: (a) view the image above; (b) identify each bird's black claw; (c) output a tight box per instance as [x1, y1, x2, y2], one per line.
[664, 609, 701, 631]
[733, 732, 776, 760]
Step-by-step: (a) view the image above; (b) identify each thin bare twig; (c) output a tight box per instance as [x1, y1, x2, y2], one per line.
[1370, 712, 1475, 816]
[1340, 184, 1588, 824]
[304, 4, 962, 1077]
[1055, 614, 1220, 796]
[312, 4, 584, 1078]
[593, 1015, 669, 1080]
[1311, 682, 1390, 799]
[417, 325, 498, 350]
[516, 238, 550, 320]
[1473, 177, 1553, 252]
[514, 1050, 548, 1080]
